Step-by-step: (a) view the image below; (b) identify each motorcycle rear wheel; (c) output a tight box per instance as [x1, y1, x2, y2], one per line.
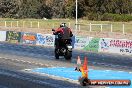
[55, 49, 59, 59]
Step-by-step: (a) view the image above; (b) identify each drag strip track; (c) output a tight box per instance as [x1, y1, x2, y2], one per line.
[0, 68, 81, 88]
[0, 42, 132, 88]
[0, 42, 132, 71]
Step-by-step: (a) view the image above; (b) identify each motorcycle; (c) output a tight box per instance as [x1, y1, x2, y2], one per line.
[52, 29, 72, 60]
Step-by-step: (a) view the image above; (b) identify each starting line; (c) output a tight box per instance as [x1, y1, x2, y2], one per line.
[30, 67, 132, 88]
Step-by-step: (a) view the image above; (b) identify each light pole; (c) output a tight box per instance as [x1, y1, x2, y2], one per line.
[75, 0, 78, 35]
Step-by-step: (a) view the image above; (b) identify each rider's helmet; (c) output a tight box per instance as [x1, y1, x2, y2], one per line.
[60, 23, 66, 27]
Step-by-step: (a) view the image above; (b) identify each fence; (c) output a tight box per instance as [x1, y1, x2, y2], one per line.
[0, 20, 131, 34]
[0, 30, 132, 55]
[75, 23, 132, 34]
[0, 20, 71, 29]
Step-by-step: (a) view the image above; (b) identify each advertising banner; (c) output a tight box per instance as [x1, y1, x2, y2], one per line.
[99, 38, 132, 55]
[83, 37, 100, 52]
[0, 31, 6, 41]
[45, 34, 55, 46]
[6, 31, 21, 43]
[21, 32, 36, 45]
[36, 33, 46, 45]
[74, 36, 89, 49]
[99, 38, 110, 52]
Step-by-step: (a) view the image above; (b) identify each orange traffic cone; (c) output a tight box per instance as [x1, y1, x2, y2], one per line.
[81, 57, 88, 78]
[79, 57, 92, 86]
[75, 56, 82, 72]
[77, 56, 81, 65]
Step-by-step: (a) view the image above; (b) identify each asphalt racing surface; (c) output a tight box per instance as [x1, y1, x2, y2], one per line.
[0, 42, 132, 88]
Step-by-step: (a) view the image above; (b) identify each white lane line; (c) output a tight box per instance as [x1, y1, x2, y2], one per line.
[14, 59, 20, 61]
[129, 72, 132, 74]
[1, 57, 132, 74]
[31, 61, 36, 64]
[35, 63, 43, 66]
[118, 71, 124, 72]
[22, 60, 26, 63]
[31, 71, 79, 84]
[38, 63, 45, 66]
[91, 61, 130, 69]
[2, 58, 9, 60]
[24, 69, 31, 71]
[26, 61, 32, 63]
[106, 70, 111, 71]
[103, 70, 132, 75]
[0, 57, 51, 67]
[0, 71, 60, 88]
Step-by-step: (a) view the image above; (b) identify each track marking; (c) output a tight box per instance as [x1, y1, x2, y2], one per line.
[129, 72, 132, 74]
[106, 70, 110, 71]
[1, 57, 132, 74]
[29, 71, 79, 84]
[0, 70, 60, 88]
[0, 57, 52, 67]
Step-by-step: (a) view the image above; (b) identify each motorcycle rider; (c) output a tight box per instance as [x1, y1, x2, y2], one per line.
[53, 23, 73, 47]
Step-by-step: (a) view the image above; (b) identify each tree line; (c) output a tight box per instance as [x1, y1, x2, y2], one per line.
[0, 0, 132, 21]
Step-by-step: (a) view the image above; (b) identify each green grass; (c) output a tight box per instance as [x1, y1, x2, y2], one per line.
[0, 18, 132, 34]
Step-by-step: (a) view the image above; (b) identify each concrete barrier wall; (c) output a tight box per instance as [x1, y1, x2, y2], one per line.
[6, 31, 21, 43]
[83, 37, 100, 52]
[36, 33, 46, 45]
[99, 38, 132, 55]
[0, 31, 6, 41]
[0, 31, 131, 55]
[21, 32, 36, 45]
[73, 36, 89, 49]
[44, 34, 55, 46]
[36, 33, 55, 46]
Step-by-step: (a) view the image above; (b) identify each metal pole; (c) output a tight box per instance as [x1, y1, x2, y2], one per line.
[111, 24, 113, 32]
[38, 21, 39, 28]
[123, 24, 125, 34]
[23, 21, 25, 28]
[90, 23, 92, 32]
[30, 21, 32, 28]
[75, 0, 78, 34]
[11, 21, 12, 28]
[68, 22, 70, 28]
[5, 21, 7, 27]
[17, 21, 18, 27]
[100, 24, 102, 32]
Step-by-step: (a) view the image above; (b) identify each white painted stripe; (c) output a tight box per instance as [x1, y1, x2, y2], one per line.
[32, 71, 79, 84]
[0, 57, 53, 67]
[1, 57, 132, 76]
[20, 60, 26, 63]
[0, 71, 60, 88]
[26, 61, 31, 63]
[105, 70, 111, 71]
[24, 69, 31, 71]
[31, 62, 36, 64]
[118, 71, 124, 72]
[129, 72, 132, 74]
[15, 59, 19, 61]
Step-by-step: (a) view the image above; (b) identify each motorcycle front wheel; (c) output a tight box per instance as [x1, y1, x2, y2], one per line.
[64, 50, 72, 60]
